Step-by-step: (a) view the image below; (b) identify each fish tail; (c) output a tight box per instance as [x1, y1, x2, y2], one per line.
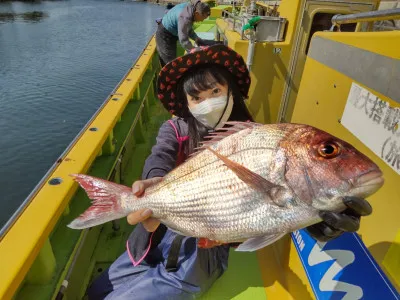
[67, 174, 132, 230]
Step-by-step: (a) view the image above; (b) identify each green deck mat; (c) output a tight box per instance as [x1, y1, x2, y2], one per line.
[202, 251, 267, 299]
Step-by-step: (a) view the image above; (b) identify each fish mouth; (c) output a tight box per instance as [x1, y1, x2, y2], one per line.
[350, 170, 384, 197]
[355, 170, 384, 187]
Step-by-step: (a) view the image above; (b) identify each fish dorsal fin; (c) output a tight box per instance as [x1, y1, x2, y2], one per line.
[222, 121, 263, 130]
[190, 122, 262, 157]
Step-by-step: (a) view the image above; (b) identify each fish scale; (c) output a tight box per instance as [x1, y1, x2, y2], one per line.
[68, 122, 384, 252]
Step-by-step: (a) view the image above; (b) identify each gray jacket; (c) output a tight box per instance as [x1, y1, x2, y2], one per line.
[161, 0, 201, 51]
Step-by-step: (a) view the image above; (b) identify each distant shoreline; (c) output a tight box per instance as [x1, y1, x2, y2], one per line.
[0, 0, 65, 2]
[0, 11, 48, 22]
[147, 0, 185, 5]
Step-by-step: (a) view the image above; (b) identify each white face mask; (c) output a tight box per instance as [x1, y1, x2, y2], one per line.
[189, 94, 233, 129]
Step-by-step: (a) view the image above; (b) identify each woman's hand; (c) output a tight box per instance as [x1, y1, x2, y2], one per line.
[306, 196, 373, 242]
[126, 177, 163, 232]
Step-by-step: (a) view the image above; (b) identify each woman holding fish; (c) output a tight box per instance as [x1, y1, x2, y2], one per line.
[73, 45, 380, 299]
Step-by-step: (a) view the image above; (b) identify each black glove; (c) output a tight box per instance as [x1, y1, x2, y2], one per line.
[306, 196, 373, 242]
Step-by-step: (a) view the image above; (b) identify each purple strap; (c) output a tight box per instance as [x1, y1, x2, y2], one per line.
[167, 120, 189, 165]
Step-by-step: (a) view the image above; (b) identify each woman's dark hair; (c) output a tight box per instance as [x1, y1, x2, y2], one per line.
[194, 2, 210, 17]
[176, 64, 253, 155]
[166, 3, 175, 10]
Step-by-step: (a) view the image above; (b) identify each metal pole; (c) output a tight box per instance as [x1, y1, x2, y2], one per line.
[249, 0, 257, 15]
[55, 229, 89, 300]
[332, 8, 400, 25]
[246, 39, 256, 71]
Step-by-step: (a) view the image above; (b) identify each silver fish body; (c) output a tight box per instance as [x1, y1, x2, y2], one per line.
[69, 122, 384, 250]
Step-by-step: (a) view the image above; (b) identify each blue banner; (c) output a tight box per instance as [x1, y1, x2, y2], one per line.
[291, 230, 399, 300]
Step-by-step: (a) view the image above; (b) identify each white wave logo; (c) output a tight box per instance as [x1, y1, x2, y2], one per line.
[308, 241, 363, 300]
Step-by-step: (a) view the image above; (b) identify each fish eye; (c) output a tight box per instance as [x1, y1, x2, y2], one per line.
[318, 142, 340, 158]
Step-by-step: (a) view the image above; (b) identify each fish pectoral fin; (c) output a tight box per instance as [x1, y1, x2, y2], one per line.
[235, 233, 286, 252]
[266, 188, 295, 207]
[205, 147, 283, 200]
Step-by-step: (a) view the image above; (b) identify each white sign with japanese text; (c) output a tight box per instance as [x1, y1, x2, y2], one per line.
[342, 82, 400, 175]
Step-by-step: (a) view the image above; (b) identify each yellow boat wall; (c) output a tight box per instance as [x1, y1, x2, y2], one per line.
[291, 29, 400, 294]
[216, 0, 379, 124]
[217, 0, 399, 298]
